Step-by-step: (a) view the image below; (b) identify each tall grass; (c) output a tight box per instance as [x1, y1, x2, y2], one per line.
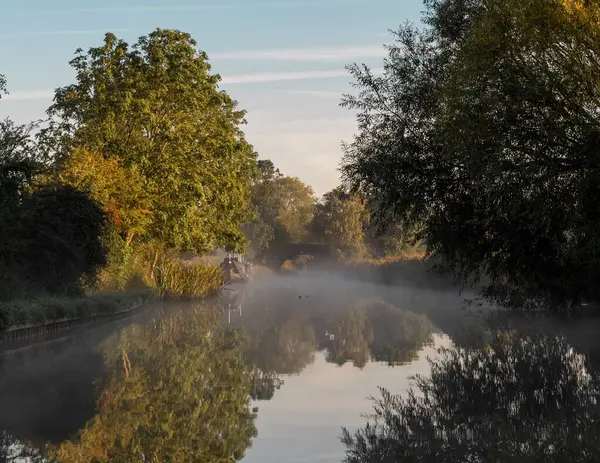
[153, 254, 223, 299]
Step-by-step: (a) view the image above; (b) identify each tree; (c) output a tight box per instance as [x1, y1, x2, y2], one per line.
[245, 159, 316, 258]
[342, 331, 600, 462]
[311, 187, 369, 260]
[45, 29, 257, 253]
[16, 184, 109, 295]
[0, 119, 40, 226]
[365, 222, 422, 258]
[275, 176, 316, 242]
[0, 118, 108, 298]
[57, 148, 152, 247]
[341, 0, 600, 311]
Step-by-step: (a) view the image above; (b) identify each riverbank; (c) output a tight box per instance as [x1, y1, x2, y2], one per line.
[0, 256, 228, 344]
[340, 256, 600, 372]
[341, 256, 456, 291]
[0, 291, 155, 335]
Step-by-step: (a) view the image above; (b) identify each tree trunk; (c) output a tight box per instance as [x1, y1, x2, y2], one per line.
[125, 231, 135, 247]
[150, 249, 159, 281]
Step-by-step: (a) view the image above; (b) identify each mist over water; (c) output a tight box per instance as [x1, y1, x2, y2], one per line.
[3, 271, 596, 462]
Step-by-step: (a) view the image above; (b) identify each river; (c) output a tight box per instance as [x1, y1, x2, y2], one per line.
[1, 273, 599, 462]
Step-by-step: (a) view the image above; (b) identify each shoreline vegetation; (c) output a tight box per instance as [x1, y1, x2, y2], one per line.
[0, 260, 225, 338]
[1, 30, 254, 337]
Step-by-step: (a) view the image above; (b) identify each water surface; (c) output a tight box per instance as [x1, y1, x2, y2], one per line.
[0, 274, 492, 462]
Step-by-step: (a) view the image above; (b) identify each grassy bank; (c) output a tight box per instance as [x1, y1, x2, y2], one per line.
[0, 251, 225, 333]
[0, 290, 155, 332]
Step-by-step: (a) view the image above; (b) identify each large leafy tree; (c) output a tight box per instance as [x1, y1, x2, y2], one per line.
[342, 0, 600, 310]
[311, 187, 369, 260]
[245, 159, 316, 258]
[46, 29, 257, 253]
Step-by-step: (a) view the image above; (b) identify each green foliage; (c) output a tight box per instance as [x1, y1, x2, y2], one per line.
[57, 148, 152, 245]
[15, 184, 109, 296]
[0, 119, 40, 225]
[343, 257, 455, 290]
[0, 182, 109, 299]
[0, 116, 110, 300]
[0, 292, 151, 332]
[342, 331, 600, 462]
[51, 305, 257, 462]
[245, 159, 316, 258]
[46, 29, 256, 253]
[342, 0, 600, 311]
[153, 252, 223, 299]
[311, 187, 369, 260]
[98, 232, 147, 292]
[365, 222, 423, 259]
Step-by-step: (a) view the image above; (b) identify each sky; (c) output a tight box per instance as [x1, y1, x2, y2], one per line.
[0, 0, 424, 196]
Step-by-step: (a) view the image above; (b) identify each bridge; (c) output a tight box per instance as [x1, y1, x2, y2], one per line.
[265, 242, 337, 269]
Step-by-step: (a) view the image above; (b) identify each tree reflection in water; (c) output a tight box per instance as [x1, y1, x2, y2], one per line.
[322, 300, 434, 368]
[342, 330, 600, 462]
[48, 304, 257, 463]
[222, 287, 436, 407]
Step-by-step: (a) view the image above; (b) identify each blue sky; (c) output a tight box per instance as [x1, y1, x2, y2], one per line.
[0, 0, 424, 196]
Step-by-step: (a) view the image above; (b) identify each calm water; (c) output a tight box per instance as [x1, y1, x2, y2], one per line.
[2, 274, 599, 462]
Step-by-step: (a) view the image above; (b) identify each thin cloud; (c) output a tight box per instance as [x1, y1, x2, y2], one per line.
[221, 69, 357, 84]
[0, 28, 132, 38]
[77, 5, 233, 13]
[3, 68, 381, 101]
[279, 90, 342, 99]
[58, 0, 368, 14]
[221, 67, 383, 84]
[211, 45, 386, 61]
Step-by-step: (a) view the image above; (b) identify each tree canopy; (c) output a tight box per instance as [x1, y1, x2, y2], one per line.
[311, 187, 369, 260]
[244, 159, 316, 258]
[46, 29, 257, 253]
[342, 0, 600, 310]
[0, 119, 108, 299]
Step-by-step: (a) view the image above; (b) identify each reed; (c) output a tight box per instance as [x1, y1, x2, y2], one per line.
[153, 254, 223, 299]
